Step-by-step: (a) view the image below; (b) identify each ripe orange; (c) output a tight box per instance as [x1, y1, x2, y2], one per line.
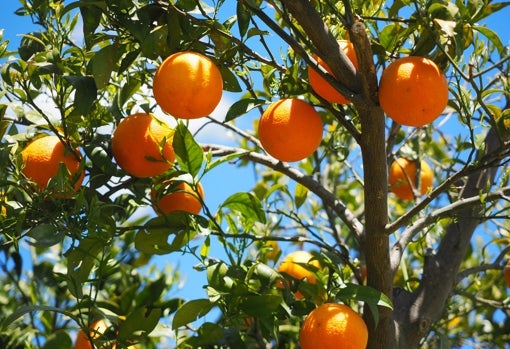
[277, 250, 321, 299]
[152, 181, 204, 216]
[299, 303, 368, 349]
[378, 56, 448, 127]
[308, 40, 359, 104]
[153, 51, 223, 119]
[75, 319, 136, 349]
[258, 98, 323, 162]
[21, 135, 84, 195]
[504, 260, 510, 288]
[74, 319, 110, 349]
[389, 157, 433, 200]
[111, 113, 175, 178]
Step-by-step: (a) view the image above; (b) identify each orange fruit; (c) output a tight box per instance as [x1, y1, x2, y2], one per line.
[308, 40, 359, 104]
[504, 260, 510, 288]
[153, 51, 223, 119]
[21, 135, 84, 195]
[258, 98, 323, 162]
[152, 181, 204, 216]
[277, 250, 321, 299]
[75, 319, 136, 349]
[299, 303, 368, 349]
[389, 157, 433, 200]
[111, 113, 175, 178]
[378, 56, 448, 127]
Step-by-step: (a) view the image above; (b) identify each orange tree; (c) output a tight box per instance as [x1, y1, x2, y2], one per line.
[0, 0, 509, 348]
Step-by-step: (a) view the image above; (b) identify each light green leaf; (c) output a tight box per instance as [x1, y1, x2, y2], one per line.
[220, 192, 266, 223]
[173, 123, 204, 177]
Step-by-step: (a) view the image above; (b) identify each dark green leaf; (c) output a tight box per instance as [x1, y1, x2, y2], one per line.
[41, 331, 72, 349]
[134, 213, 197, 255]
[66, 237, 104, 298]
[236, 2, 251, 37]
[338, 283, 393, 326]
[27, 223, 64, 248]
[183, 322, 224, 346]
[1, 305, 76, 329]
[220, 66, 242, 92]
[225, 98, 265, 122]
[18, 32, 45, 61]
[173, 123, 204, 177]
[239, 294, 282, 316]
[90, 44, 117, 89]
[64, 75, 97, 115]
[172, 299, 214, 329]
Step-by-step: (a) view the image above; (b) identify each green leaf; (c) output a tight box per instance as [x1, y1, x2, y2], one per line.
[64, 75, 97, 115]
[66, 236, 104, 298]
[41, 331, 72, 349]
[473, 25, 505, 55]
[236, 1, 251, 37]
[118, 306, 162, 340]
[183, 322, 224, 346]
[134, 213, 198, 255]
[239, 294, 282, 316]
[220, 66, 242, 92]
[173, 123, 204, 177]
[220, 192, 266, 224]
[27, 223, 64, 248]
[338, 283, 393, 326]
[172, 299, 214, 329]
[225, 98, 265, 122]
[294, 183, 308, 209]
[90, 44, 117, 89]
[18, 32, 45, 61]
[2, 305, 76, 329]
[205, 149, 249, 173]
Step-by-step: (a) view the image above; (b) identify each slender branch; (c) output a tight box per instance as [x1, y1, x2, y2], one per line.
[390, 185, 510, 272]
[202, 143, 364, 240]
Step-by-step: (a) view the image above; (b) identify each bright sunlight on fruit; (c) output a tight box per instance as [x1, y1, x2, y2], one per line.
[378, 56, 448, 127]
[299, 303, 368, 349]
[389, 157, 433, 200]
[152, 51, 223, 119]
[258, 98, 323, 162]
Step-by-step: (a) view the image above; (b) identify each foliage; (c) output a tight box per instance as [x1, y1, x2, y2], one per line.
[0, 0, 509, 348]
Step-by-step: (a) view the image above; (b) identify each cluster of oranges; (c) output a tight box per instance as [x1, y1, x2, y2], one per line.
[273, 249, 368, 349]
[18, 43, 450, 348]
[19, 51, 221, 215]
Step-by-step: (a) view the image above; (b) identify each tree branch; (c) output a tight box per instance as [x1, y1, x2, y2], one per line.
[393, 127, 504, 348]
[202, 144, 365, 241]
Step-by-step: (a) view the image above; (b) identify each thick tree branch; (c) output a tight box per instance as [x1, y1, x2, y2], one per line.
[393, 128, 504, 348]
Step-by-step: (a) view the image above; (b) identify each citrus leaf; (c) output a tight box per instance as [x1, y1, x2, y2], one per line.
[134, 213, 197, 255]
[183, 322, 224, 346]
[1, 305, 76, 329]
[220, 192, 266, 223]
[90, 44, 117, 89]
[225, 97, 265, 122]
[173, 123, 204, 177]
[26, 223, 64, 248]
[338, 283, 393, 326]
[67, 236, 104, 298]
[172, 299, 214, 329]
[239, 294, 282, 317]
[220, 66, 242, 92]
[64, 75, 97, 115]
[118, 306, 162, 340]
